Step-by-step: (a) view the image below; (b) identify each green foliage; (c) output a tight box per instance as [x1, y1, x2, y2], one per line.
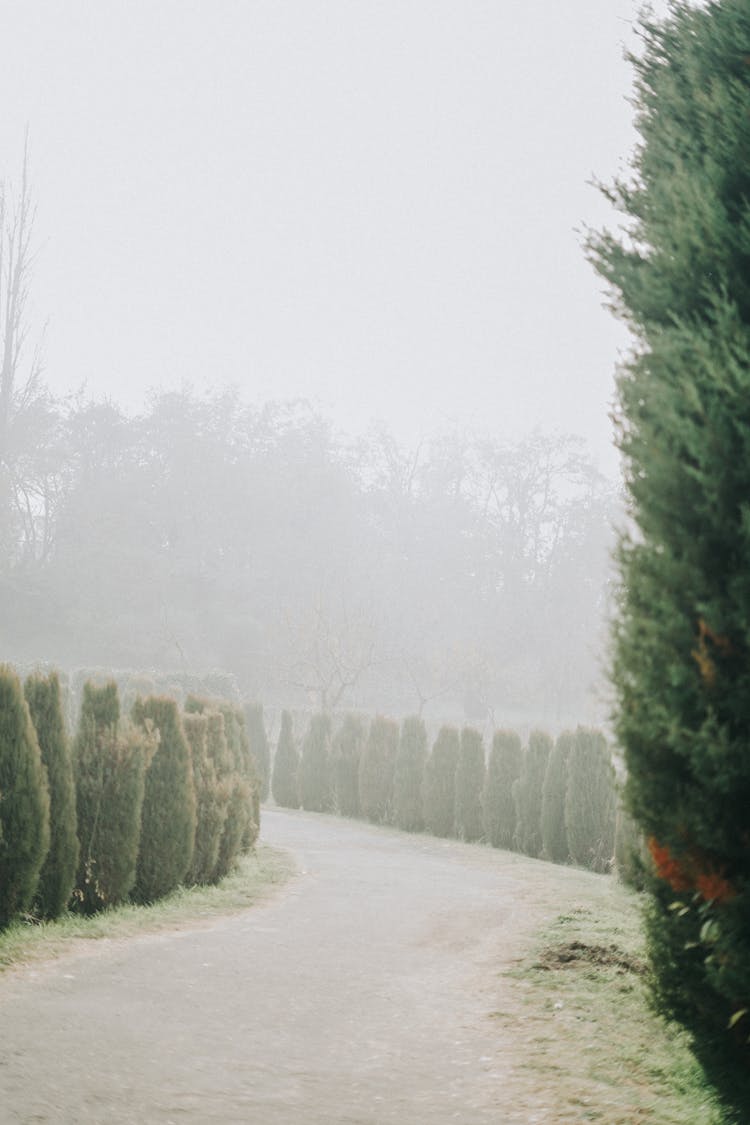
[183, 712, 229, 885]
[271, 710, 300, 809]
[244, 703, 270, 802]
[24, 672, 78, 919]
[332, 713, 365, 818]
[358, 715, 398, 824]
[565, 728, 616, 874]
[298, 713, 333, 813]
[131, 696, 197, 903]
[614, 801, 647, 891]
[541, 730, 574, 864]
[186, 702, 254, 877]
[482, 729, 523, 849]
[455, 726, 485, 842]
[423, 725, 459, 838]
[588, 0, 750, 1077]
[513, 729, 552, 858]
[0, 666, 50, 928]
[393, 715, 428, 833]
[73, 682, 155, 914]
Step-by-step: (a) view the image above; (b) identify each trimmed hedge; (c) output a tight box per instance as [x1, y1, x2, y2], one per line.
[333, 713, 366, 818]
[423, 726, 460, 838]
[299, 713, 333, 813]
[541, 730, 573, 864]
[513, 729, 552, 858]
[24, 671, 78, 919]
[0, 666, 50, 928]
[272, 710, 300, 809]
[393, 716, 428, 833]
[358, 715, 398, 824]
[483, 729, 523, 849]
[455, 726, 485, 842]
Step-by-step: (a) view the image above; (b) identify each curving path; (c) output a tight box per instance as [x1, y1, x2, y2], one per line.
[0, 809, 566, 1124]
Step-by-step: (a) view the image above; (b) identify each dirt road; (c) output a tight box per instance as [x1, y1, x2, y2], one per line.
[0, 809, 585, 1124]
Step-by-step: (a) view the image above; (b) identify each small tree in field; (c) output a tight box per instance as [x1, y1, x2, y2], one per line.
[244, 702, 270, 803]
[541, 730, 574, 864]
[183, 712, 228, 885]
[271, 710, 300, 809]
[299, 713, 333, 813]
[358, 715, 398, 824]
[513, 730, 552, 858]
[455, 726, 485, 842]
[332, 713, 366, 818]
[0, 666, 50, 928]
[393, 716, 428, 832]
[131, 696, 197, 903]
[483, 729, 523, 849]
[565, 727, 616, 874]
[24, 672, 78, 919]
[423, 726, 460, 838]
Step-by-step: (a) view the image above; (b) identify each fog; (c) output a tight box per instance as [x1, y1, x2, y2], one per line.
[0, 1, 668, 726]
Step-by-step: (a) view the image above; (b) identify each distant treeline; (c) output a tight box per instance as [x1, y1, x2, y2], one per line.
[2, 387, 617, 726]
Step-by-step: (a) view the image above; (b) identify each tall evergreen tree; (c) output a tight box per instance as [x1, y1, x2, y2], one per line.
[393, 716, 428, 832]
[564, 728, 616, 875]
[299, 713, 333, 813]
[244, 702, 270, 802]
[541, 730, 574, 864]
[271, 710, 300, 809]
[183, 712, 228, 885]
[455, 726, 485, 842]
[0, 666, 50, 928]
[513, 730, 551, 858]
[332, 713, 366, 818]
[482, 729, 522, 849]
[131, 696, 197, 903]
[25, 672, 78, 919]
[358, 715, 398, 824]
[73, 682, 154, 913]
[588, 0, 750, 1072]
[423, 726, 460, 838]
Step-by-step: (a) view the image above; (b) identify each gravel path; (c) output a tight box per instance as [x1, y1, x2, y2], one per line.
[0, 809, 557, 1124]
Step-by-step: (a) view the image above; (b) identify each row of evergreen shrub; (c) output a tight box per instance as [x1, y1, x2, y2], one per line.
[0, 664, 261, 930]
[271, 711, 621, 873]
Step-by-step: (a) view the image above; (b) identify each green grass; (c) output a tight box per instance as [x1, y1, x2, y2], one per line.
[502, 887, 730, 1124]
[0, 844, 295, 973]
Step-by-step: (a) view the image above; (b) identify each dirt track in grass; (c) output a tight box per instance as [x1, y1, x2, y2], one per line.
[0, 808, 622, 1124]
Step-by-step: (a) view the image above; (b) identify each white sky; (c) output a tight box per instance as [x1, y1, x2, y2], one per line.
[0, 1, 670, 474]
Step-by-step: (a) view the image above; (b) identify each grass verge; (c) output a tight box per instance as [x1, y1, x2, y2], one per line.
[499, 885, 729, 1124]
[0, 844, 295, 974]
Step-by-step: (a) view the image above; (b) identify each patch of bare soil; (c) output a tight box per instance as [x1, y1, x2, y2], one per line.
[533, 939, 647, 976]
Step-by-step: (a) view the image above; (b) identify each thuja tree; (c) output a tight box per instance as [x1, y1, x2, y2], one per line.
[187, 701, 252, 878]
[358, 715, 398, 824]
[271, 710, 300, 809]
[513, 730, 551, 858]
[423, 726, 460, 838]
[244, 702, 270, 803]
[24, 672, 78, 919]
[541, 730, 574, 864]
[183, 712, 228, 885]
[0, 666, 50, 928]
[299, 713, 333, 813]
[219, 702, 260, 848]
[564, 728, 616, 874]
[482, 729, 522, 849]
[131, 696, 197, 903]
[73, 682, 155, 913]
[455, 727, 485, 842]
[588, 0, 750, 1066]
[333, 713, 366, 818]
[393, 715, 428, 832]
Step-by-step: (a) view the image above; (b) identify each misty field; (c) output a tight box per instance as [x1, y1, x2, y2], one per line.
[0, 809, 725, 1124]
